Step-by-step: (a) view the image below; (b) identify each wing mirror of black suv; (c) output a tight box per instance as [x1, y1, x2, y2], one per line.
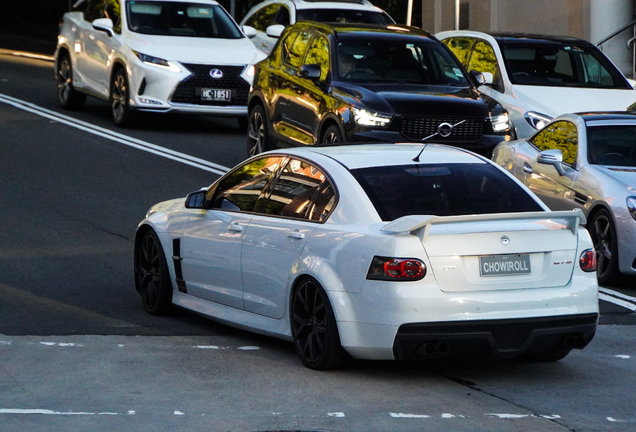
[92, 18, 114, 37]
[299, 64, 322, 80]
[469, 70, 486, 86]
[185, 190, 206, 209]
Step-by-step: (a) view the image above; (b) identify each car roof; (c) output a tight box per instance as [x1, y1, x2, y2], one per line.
[281, 143, 487, 170]
[289, 21, 433, 39]
[490, 33, 591, 45]
[577, 112, 636, 123]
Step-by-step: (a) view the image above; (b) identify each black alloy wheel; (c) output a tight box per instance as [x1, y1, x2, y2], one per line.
[136, 230, 172, 315]
[111, 68, 133, 127]
[590, 209, 619, 285]
[56, 53, 86, 109]
[322, 124, 343, 144]
[290, 278, 342, 370]
[246, 104, 269, 157]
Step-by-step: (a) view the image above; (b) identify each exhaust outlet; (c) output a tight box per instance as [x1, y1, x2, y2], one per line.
[417, 341, 449, 358]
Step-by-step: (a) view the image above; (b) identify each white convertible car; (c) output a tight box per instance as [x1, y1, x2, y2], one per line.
[134, 144, 599, 369]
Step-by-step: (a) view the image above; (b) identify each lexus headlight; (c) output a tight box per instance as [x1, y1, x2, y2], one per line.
[524, 111, 552, 130]
[627, 196, 636, 221]
[490, 110, 511, 133]
[352, 107, 392, 127]
[241, 65, 256, 86]
[132, 50, 180, 72]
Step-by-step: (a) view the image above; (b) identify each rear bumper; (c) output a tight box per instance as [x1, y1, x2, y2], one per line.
[392, 313, 598, 360]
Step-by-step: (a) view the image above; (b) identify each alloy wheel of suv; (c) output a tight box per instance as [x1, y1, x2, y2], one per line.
[111, 69, 133, 127]
[246, 105, 269, 157]
[56, 53, 86, 110]
[322, 125, 343, 144]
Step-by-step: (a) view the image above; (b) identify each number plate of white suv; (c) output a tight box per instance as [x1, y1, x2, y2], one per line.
[201, 88, 231, 101]
[479, 254, 531, 277]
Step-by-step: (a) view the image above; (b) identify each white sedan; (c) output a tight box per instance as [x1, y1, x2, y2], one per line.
[55, 0, 265, 127]
[134, 143, 599, 369]
[436, 31, 636, 139]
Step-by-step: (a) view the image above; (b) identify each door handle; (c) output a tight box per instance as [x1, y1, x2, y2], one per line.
[287, 230, 304, 239]
[522, 163, 533, 174]
[228, 224, 243, 233]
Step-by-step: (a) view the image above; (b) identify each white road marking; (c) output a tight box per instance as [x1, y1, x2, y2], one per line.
[390, 413, 431, 418]
[0, 93, 231, 175]
[328, 412, 345, 417]
[237, 346, 260, 350]
[485, 413, 529, 419]
[616, 355, 631, 359]
[599, 293, 636, 312]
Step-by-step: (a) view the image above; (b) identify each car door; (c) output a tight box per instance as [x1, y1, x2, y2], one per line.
[287, 34, 331, 144]
[518, 120, 583, 210]
[241, 158, 336, 319]
[179, 156, 285, 309]
[82, 0, 122, 97]
[273, 29, 315, 146]
[73, 0, 104, 91]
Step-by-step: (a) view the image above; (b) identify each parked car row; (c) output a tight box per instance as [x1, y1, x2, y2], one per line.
[54, 0, 635, 369]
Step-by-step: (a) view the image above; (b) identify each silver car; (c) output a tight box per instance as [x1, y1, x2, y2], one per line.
[492, 112, 636, 284]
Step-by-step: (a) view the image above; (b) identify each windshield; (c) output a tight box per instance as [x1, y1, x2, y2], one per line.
[126, 1, 242, 38]
[351, 163, 542, 221]
[587, 125, 636, 166]
[501, 42, 631, 88]
[336, 37, 469, 85]
[297, 9, 394, 25]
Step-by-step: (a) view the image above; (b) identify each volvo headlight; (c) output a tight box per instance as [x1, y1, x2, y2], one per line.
[352, 108, 392, 127]
[627, 196, 636, 221]
[490, 110, 511, 133]
[524, 111, 552, 130]
[132, 50, 180, 72]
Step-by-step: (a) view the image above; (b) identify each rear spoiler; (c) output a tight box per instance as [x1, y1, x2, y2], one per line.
[380, 209, 586, 242]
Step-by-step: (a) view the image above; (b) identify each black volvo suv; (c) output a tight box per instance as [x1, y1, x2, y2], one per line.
[246, 22, 512, 157]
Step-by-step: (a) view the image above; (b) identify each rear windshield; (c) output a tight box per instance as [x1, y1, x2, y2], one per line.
[500, 41, 630, 88]
[297, 9, 394, 25]
[351, 163, 542, 221]
[126, 1, 242, 38]
[336, 36, 469, 85]
[587, 125, 636, 167]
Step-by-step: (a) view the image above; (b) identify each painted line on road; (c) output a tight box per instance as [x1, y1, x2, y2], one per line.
[599, 292, 636, 312]
[0, 93, 231, 175]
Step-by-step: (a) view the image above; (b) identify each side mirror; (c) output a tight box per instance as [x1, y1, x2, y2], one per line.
[242, 25, 257, 38]
[537, 149, 566, 176]
[265, 24, 285, 38]
[481, 72, 494, 85]
[185, 190, 206, 209]
[469, 70, 485, 86]
[92, 18, 114, 37]
[299, 64, 321, 80]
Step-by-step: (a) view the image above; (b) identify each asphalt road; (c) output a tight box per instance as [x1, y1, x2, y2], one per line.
[1, 50, 635, 432]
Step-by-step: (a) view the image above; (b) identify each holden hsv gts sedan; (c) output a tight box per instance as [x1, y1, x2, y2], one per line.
[134, 143, 599, 370]
[246, 22, 512, 158]
[55, 0, 266, 127]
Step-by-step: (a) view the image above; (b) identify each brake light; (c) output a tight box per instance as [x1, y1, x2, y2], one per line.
[579, 249, 596, 272]
[367, 256, 426, 281]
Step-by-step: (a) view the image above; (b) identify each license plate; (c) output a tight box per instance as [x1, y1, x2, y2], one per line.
[201, 88, 231, 101]
[479, 254, 531, 277]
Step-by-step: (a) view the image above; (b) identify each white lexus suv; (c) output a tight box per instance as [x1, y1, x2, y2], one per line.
[55, 0, 266, 127]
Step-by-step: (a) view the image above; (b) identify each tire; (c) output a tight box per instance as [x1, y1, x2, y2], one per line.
[321, 124, 343, 144]
[135, 229, 173, 315]
[111, 68, 133, 127]
[56, 52, 86, 110]
[589, 209, 619, 285]
[246, 104, 270, 157]
[290, 277, 343, 370]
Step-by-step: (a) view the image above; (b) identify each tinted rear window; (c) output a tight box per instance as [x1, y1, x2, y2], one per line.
[296, 9, 393, 25]
[351, 163, 542, 221]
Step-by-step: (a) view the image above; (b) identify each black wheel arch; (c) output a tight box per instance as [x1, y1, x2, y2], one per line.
[319, 114, 346, 142]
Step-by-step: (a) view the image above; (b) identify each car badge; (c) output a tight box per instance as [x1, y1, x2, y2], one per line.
[438, 122, 454, 137]
[501, 235, 510, 245]
[210, 69, 223, 79]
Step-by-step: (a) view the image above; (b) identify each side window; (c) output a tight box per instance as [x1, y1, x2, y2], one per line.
[273, 6, 291, 26]
[84, 0, 105, 22]
[303, 36, 330, 81]
[209, 157, 285, 212]
[442, 37, 475, 66]
[466, 40, 501, 89]
[530, 121, 578, 166]
[260, 159, 335, 221]
[245, 4, 280, 31]
[104, 0, 122, 33]
[286, 31, 312, 69]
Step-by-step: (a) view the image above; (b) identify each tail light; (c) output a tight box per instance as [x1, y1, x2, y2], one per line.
[366, 256, 426, 281]
[579, 249, 596, 272]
